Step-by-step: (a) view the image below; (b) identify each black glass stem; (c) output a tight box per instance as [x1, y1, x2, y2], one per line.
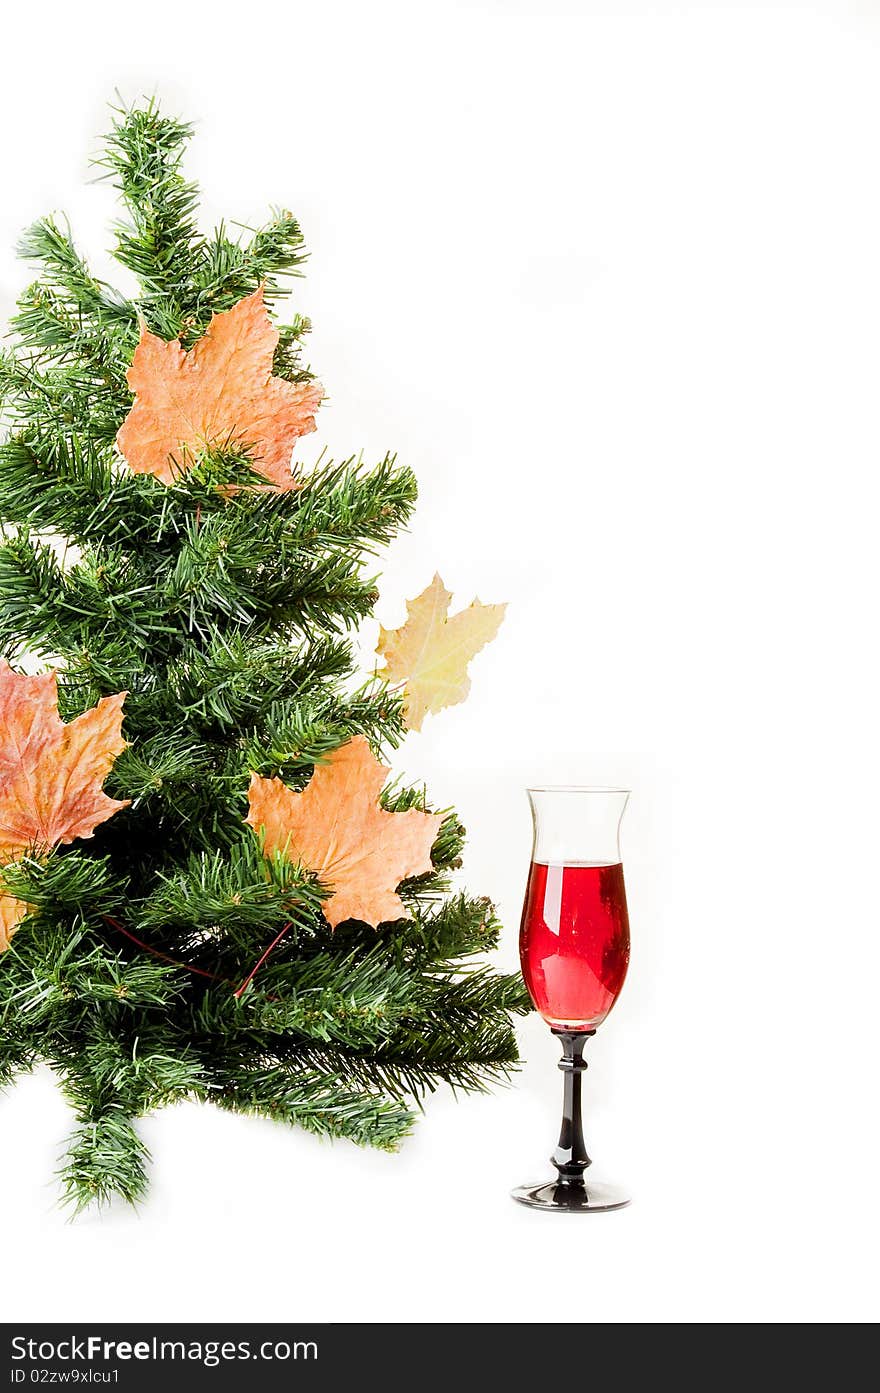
[511, 1027, 630, 1212]
[550, 1028, 593, 1184]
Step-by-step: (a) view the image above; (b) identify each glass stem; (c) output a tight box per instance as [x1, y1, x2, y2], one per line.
[551, 1029, 595, 1185]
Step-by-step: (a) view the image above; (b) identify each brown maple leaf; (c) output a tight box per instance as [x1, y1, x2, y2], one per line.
[0, 889, 27, 953]
[0, 663, 130, 949]
[245, 735, 442, 929]
[116, 287, 323, 490]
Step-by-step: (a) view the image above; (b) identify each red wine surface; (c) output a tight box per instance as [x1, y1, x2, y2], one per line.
[519, 861, 630, 1030]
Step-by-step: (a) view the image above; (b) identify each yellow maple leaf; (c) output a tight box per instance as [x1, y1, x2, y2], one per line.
[116, 287, 323, 490]
[0, 663, 129, 949]
[376, 574, 506, 731]
[246, 735, 442, 929]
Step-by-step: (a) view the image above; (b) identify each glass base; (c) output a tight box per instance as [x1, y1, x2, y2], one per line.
[511, 1178, 631, 1212]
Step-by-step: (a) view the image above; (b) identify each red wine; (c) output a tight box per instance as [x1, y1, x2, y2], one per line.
[520, 861, 630, 1030]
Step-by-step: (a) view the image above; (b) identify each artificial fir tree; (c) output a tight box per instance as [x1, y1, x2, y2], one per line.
[0, 101, 525, 1210]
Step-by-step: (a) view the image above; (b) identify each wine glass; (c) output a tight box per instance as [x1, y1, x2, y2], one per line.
[512, 786, 632, 1212]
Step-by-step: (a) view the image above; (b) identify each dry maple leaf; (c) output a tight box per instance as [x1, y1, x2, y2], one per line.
[0, 663, 130, 949]
[0, 888, 28, 953]
[245, 735, 442, 929]
[376, 573, 506, 731]
[116, 287, 323, 490]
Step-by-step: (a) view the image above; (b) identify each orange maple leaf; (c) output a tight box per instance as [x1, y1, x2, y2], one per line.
[0, 663, 130, 949]
[116, 287, 323, 491]
[0, 891, 26, 953]
[245, 735, 442, 929]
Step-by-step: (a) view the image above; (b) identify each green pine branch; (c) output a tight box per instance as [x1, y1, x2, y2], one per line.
[0, 98, 522, 1212]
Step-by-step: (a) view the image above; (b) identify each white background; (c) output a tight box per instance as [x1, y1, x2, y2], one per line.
[1, 0, 878, 1324]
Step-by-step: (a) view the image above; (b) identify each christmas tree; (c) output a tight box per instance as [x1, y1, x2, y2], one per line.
[0, 100, 525, 1211]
